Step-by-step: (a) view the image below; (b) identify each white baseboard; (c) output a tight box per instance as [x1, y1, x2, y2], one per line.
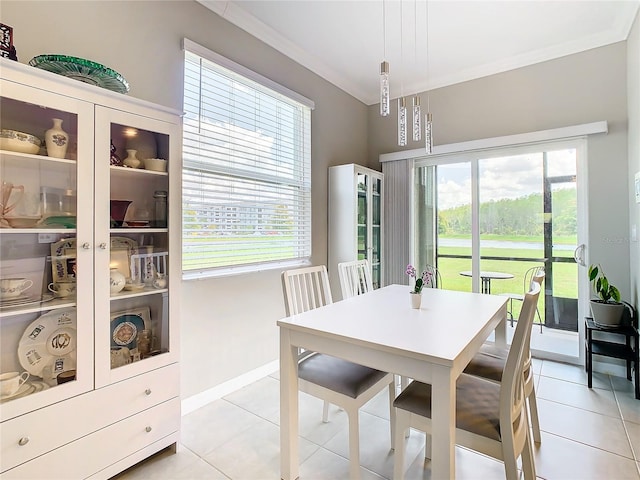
[181, 360, 279, 416]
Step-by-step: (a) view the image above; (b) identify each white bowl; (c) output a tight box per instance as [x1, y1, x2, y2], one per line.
[0, 129, 41, 155]
[143, 158, 167, 172]
[4, 216, 41, 228]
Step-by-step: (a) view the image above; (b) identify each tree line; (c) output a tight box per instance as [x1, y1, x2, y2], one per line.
[438, 189, 576, 236]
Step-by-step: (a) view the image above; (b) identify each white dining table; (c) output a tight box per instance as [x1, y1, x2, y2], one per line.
[278, 284, 508, 480]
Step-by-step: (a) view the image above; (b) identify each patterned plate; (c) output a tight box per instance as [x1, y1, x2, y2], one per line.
[18, 308, 77, 378]
[29, 55, 130, 94]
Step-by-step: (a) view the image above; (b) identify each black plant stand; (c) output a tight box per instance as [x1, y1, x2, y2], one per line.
[585, 317, 639, 400]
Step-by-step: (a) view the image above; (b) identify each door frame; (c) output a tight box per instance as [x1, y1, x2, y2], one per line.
[413, 137, 590, 365]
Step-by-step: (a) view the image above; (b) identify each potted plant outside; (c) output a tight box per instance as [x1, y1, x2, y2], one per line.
[588, 264, 625, 328]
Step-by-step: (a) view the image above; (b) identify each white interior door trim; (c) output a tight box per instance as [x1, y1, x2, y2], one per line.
[379, 121, 607, 164]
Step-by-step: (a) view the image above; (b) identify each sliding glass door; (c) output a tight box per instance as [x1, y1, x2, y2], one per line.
[414, 140, 588, 362]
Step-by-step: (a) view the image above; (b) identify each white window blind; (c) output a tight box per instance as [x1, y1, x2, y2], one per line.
[182, 46, 312, 277]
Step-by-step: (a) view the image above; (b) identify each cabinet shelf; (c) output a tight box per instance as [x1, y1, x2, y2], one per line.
[110, 288, 168, 300]
[110, 165, 168, 177]
[0, 298, 76, 318]
[0, 228, 76, 234]
[0, 150, 77, 165]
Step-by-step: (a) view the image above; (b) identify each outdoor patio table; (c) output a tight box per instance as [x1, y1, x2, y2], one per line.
[459, 270, 514, 294]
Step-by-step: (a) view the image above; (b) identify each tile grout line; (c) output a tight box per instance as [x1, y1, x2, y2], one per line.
[609, 375, 640, 478]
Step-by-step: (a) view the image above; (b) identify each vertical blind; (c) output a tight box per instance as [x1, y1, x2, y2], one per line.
[182, 47, 312, 276]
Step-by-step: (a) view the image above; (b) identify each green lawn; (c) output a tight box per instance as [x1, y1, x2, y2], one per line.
[435, 236, 578, 320]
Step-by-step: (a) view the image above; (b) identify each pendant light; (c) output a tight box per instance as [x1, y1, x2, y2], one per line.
[412, 0, 421, 141]
[398, 97, 407, 146]
[397, 0, 407, 147]
[425, 0, 433, 154]
[380, 0, 390, 116]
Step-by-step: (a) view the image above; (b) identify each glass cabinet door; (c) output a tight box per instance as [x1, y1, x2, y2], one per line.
[371, 175, 382, 289]
[357, 173, 368, 261]
[356, 170, 383, 289]
[94, 106, 178, 387]
[0, 80, 94, 420]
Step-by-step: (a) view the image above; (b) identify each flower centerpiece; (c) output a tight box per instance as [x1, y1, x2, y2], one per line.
[406, 264, 433, 308]
[406, 264, 432, 293]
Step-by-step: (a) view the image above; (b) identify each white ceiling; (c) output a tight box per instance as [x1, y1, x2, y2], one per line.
[200, 0, 639, 106]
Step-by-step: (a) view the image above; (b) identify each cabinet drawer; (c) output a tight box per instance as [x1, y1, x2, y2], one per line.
[2, 397, 180, 479]
[1, 363, 179, 473]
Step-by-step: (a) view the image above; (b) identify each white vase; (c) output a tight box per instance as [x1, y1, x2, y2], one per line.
[410, 291, 422, 309]
[110, 268, 126, 294]
[125, 129, 157, 160]
[45, 118, 69, 159]
[122, 149, 142, 169]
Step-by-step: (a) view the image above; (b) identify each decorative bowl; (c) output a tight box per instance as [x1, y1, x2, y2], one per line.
[110, 200, 132, 227]
[0, 129, 41, 154]
[123, 282, 145, 292]
[4, 216, 41, 228]
[124, 220, 149, 228]
[143, 158, 167, 172]
[29, 55, 130, 94]
[41, 215, 76, 228]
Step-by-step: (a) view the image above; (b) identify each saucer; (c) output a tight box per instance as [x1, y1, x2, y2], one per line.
[123, 283, 145, 292]
[0, 294, 54, 308]
[0, 382, 33, 401]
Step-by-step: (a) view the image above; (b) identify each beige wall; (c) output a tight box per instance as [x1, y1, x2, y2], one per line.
[628, 12, 640, 308]
[368, 43, 632, 302]
[0, 1, 369, 398]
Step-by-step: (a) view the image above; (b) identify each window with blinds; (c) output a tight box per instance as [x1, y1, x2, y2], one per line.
[182, 44, 312, 277]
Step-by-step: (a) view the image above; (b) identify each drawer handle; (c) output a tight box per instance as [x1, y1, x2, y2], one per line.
[145, 426, 152, 433]
[18, 437, 30, 446]
[145, 388, 152, 396]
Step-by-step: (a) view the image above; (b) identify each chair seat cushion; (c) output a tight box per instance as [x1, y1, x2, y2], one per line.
[393, 373, 502, 441]
[464, 344, 509, 382]
[299, 353, 389, 399]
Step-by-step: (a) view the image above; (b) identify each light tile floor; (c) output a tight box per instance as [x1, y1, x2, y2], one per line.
[113, 360, 640, 479]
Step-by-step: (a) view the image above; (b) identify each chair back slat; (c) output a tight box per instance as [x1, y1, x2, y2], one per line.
[424, 264, 442, 289]
[282, 265, 333, 316]
[525, 265, 544, 290]
[338, 259, 373, 299]
[501, 282, 541, 455]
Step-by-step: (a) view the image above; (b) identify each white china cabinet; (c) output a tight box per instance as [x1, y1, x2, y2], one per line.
[0, 58, 181, 478]
[328, 163, 384, 299]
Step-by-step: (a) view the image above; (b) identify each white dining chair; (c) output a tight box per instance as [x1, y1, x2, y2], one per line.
[392, 282, 541, 480]
[338, 259, 373, 299]
[500, 265, 544, 332]
[423, 264, 442, 289]
[464, 271, 545, 444]
[282, 265, 396, 479]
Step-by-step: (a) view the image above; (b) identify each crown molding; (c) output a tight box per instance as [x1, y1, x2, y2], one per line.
[200, 1, 639, 106]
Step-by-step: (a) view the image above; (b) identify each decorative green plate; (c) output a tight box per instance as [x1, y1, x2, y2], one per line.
[29, 54, 130, 94]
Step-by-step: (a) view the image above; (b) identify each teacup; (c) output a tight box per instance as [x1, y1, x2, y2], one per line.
[56, 370, 76, 384]
[0, 371, 30, 397]
[0, 278, 33, 299]
[48, 280, 76, 298]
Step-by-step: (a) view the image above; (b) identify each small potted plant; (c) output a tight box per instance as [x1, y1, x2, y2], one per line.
[588, 264, 624, 327]
[406, 264, 433, 309]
